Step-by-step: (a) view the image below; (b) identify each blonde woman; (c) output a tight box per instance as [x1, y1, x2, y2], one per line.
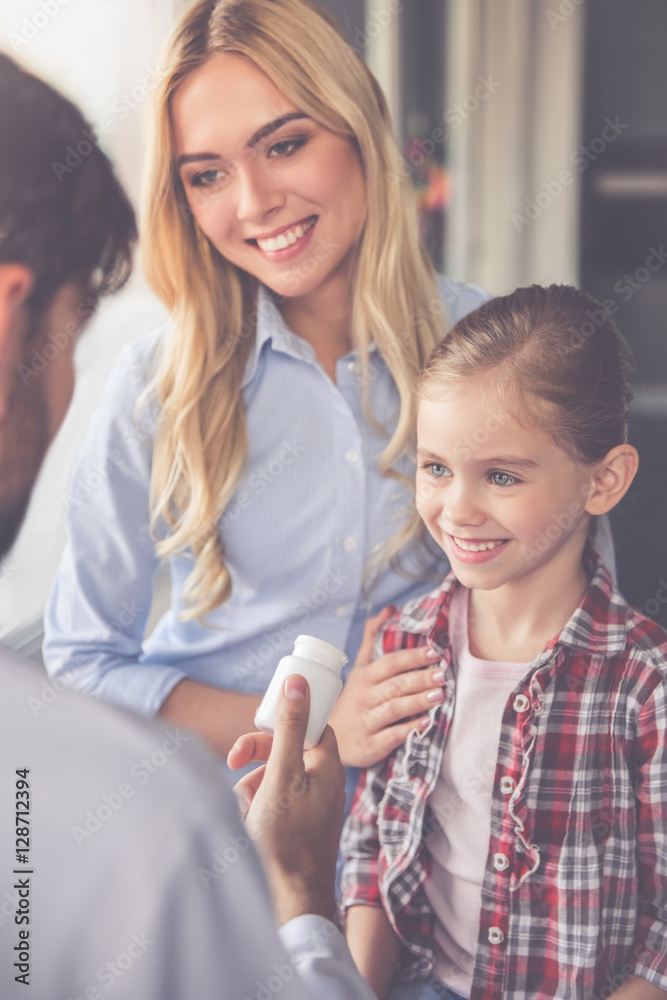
[43, 0, 489, 770]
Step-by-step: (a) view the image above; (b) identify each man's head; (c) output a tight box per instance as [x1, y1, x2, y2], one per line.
[0, 53, 137, 557]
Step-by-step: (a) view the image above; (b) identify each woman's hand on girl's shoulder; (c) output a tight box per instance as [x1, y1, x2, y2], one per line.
[328, 607, 446, 768]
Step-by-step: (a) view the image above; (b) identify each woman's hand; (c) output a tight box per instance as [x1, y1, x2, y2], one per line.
[328, 606, 446, 768]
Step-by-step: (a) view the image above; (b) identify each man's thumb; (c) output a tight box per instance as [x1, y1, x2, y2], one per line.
[268, 674, 311, 774]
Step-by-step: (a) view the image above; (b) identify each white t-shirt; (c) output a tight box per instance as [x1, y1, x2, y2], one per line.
[423, 587, 530, 998]
[0, 650, 375, 1000]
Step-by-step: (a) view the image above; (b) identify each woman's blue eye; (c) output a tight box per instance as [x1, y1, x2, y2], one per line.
[489, 471, 517, 487]
[191, 168, 226, 188]
[268, 137, 306, 158]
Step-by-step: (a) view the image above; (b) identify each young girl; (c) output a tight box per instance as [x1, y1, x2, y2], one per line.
[341, 285, 667, 1000]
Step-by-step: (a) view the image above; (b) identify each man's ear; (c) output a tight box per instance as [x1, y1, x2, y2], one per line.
[585, 444, 639, 516]
[0, 263, 34, 419]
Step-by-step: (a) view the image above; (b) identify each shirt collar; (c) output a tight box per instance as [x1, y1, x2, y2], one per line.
[553, 548, 629, 656]
[242, 284, 319, 388]
[241, 283, 379, 388]
[419, 547, 628, 661]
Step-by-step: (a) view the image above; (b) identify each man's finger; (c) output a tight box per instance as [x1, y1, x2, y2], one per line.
[232, 763, 267, 819]
[264, 674, 311, 785]
[227, 732, 274, 770]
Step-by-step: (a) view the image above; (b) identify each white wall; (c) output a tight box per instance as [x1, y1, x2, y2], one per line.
[0, 0, 180, 637]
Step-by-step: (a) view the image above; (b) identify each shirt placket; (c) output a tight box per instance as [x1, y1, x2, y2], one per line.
[472, 661, 552, 1000]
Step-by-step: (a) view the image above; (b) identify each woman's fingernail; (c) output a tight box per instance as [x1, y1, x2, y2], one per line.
[284, 674, 307, 700]
[419, 717, 431, 729]
[427, 689, 445, 703]
[427, 649, 440, 660]
[431, 670, 445, 684]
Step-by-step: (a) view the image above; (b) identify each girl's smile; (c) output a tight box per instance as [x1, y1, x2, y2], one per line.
[447, 535, 510, 562]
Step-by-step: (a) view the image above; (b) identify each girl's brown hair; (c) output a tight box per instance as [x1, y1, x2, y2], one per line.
[419, 283, 633, 463]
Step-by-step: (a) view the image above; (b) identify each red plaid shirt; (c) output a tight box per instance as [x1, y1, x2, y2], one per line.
[341, 554, 667, 999]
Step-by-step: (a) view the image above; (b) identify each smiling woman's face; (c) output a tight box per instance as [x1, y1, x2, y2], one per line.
[171, 52, 367, 301]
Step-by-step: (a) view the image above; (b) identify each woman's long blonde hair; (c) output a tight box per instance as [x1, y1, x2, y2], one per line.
[141, 0, 447, 620]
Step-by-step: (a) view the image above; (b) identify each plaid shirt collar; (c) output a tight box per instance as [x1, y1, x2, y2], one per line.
[412, 546, 629, 663]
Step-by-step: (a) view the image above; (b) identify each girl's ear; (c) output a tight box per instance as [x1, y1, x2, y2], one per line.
[585, 444, 639, 516]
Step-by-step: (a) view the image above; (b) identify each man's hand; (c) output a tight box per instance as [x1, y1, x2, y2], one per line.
[228, 674, 345, 927]
[328, 606, 445, 767]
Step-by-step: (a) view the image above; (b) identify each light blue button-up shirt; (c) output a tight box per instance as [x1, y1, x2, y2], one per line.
[43, 277, 493, 715]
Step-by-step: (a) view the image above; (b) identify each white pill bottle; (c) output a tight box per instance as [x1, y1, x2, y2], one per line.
[254, 635, 348, 749]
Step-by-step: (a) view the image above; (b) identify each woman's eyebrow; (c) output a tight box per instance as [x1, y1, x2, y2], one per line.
[175, 112, 310, 168]
[246, 111, 310, 148]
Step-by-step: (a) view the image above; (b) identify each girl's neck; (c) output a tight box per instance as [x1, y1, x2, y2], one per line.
[467, 545, 590, 663]
[277, 270, 354, 382]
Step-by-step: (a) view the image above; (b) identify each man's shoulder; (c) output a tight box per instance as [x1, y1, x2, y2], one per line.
[0, 648, 223, 799]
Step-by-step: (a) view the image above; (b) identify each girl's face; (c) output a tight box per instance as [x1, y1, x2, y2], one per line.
[171, 52, 367, 302]
[415, 380, 596, 594]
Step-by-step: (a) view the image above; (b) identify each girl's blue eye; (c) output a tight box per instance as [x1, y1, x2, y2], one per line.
[425, 462, 450, 479]
[489, 471, 517, 487]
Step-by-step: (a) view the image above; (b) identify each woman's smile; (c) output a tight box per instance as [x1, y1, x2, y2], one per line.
[247, 214, 318, 257]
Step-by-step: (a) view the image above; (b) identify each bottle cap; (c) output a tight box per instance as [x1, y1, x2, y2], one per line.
[293, 635, 348, 675]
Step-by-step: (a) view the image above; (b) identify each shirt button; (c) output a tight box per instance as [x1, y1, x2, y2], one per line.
[493, 853, 510, 872]
[345, 449, 360, 464]
[499, 776, 516, 795]
[513, 694, 530, 713]
[335, 605, 349, 618]
[347, 360, 357, 372]
[488, 926, 504, 945]
[343, 536, 358, 553]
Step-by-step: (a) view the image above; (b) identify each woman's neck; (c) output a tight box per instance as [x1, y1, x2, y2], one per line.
[467, 549, 590, 663]
[277, 273, 354, 382]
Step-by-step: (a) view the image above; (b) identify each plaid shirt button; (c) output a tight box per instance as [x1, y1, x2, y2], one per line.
[488, 927, 505, 945]
[512, 694, 530, 713]
[493, 853, 510, 871]
[499, 776, 516, 794]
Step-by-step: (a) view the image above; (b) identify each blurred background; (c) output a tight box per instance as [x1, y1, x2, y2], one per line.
[0, 0, 665, 657]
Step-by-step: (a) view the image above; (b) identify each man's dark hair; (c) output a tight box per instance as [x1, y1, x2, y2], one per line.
[0, 53, 137, 321]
